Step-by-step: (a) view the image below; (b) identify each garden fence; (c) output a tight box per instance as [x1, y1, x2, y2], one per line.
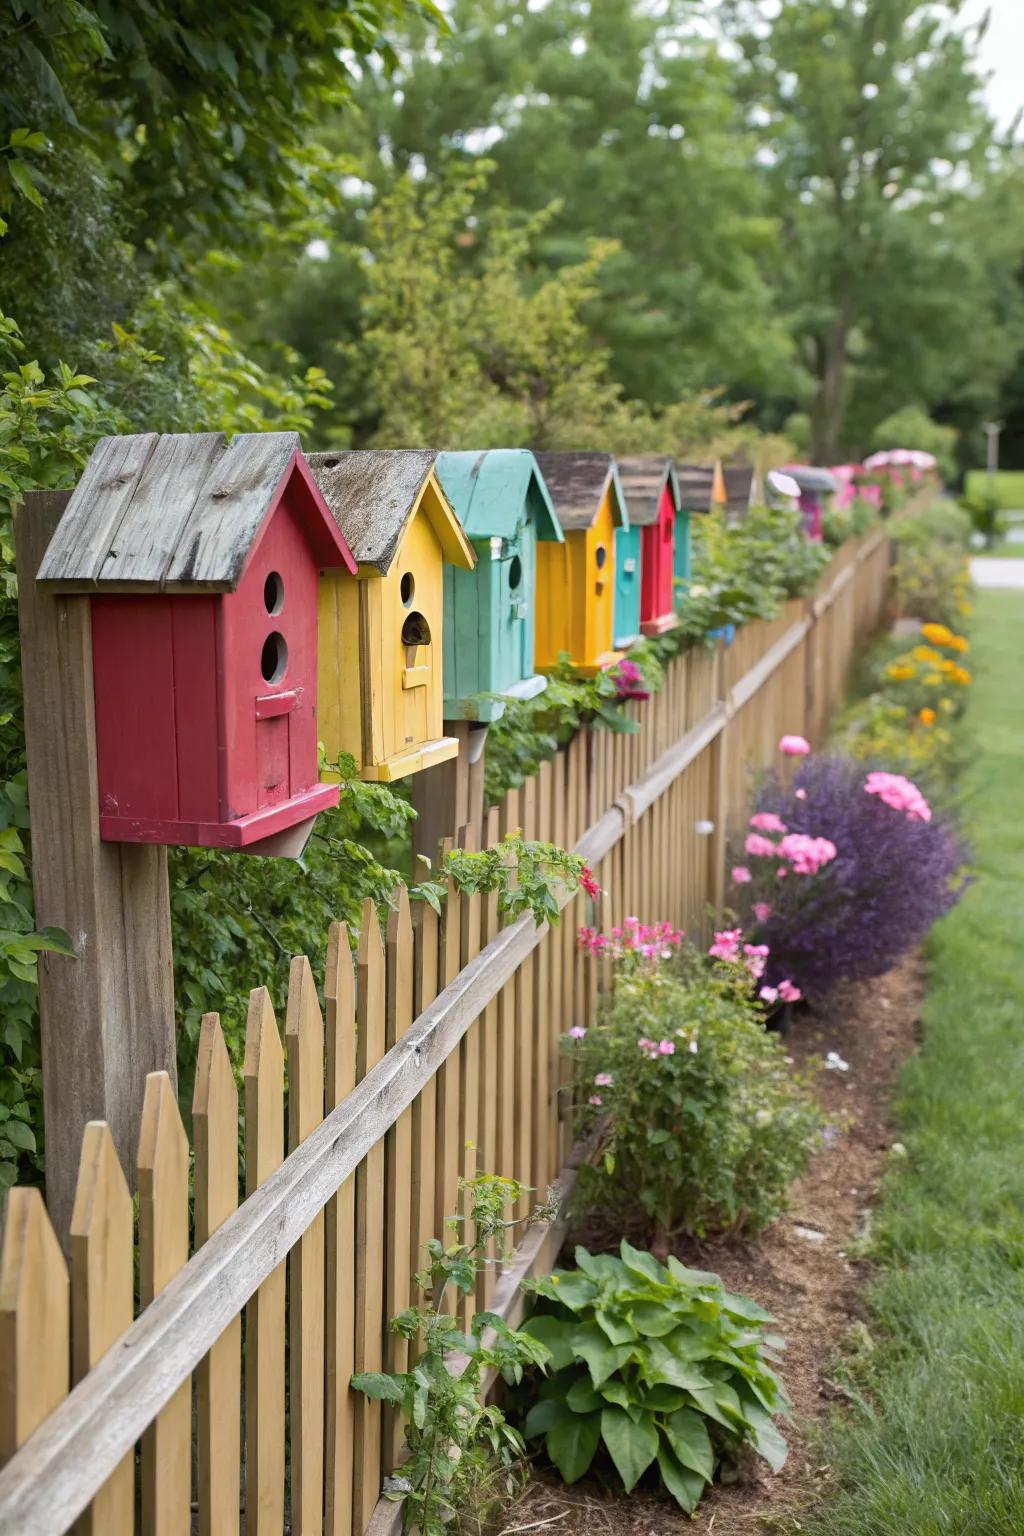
[0, 528, 890, 1536]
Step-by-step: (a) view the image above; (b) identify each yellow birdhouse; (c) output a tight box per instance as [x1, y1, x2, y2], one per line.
[308, 450, 476, 782]
[533, 452, 628, 675]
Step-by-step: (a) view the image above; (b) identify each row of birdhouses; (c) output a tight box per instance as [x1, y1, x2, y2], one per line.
[37, 433, 734, 853]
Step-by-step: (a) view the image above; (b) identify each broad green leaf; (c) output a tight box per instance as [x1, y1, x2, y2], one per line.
[520, 1315, 576, 1372]
[744, 1403, 789, 1473]
[349, 1371, 405, 1404]
[667, 1255, 722, 1288]
[572, 1321, 635, 1387]
[574, 1247, 623, 1282]
[546, 1411, 601, 1484]
[524, 1399, 562, 1439]
[630, 1301, 682, 1337]
[598, 1378, 634, 1410]
[3, 1120, 34, 1153]
[663, 1408, 714, 1481]
[548, 1271, 599, 1311]
[657, 1445, 707, 1514]
[619, 1239, 667, 1287]
[595, 1308, 635, 1346]
[600, 1405, 658, 1492]
[639, 1383, 688, 1412]
[643, 1337, 713, 1391]
[722, 1290, 776, 1323]
[565, 1377, 602, 1414]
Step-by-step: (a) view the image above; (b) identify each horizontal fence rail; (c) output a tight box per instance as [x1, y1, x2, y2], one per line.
[0, 529, 891, 1536]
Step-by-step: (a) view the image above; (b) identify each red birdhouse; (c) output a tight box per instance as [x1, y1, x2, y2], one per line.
[616, 456, 681, 637]
[37, 432, 357, 852]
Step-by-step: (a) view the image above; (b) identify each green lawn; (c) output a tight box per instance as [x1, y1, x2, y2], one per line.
[803, 591, 1024, 1535]
[965, 469, 1024, 509]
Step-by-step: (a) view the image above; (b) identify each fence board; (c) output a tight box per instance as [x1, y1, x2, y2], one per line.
[457, 825, 482, 1326]
[325, 922, 357, 1536]
[384, 891, 415, 1467]
[410, 903, 439, 1291]
[353, 904, 387, 1533]
[0, 1188, 69, 1463]
[137, 1072, 189, 1536]
[244, 989, 286, 1536]
[193, 1017, 240, 1536]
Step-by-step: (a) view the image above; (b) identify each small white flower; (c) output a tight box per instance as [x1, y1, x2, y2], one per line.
[825, 1050, 850, 1073]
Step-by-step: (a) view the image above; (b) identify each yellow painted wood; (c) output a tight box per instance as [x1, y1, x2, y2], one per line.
[0, 1187, 69, 1465]
[137, 1071, 190, 1536]
[354, 903, 386, 1533]
[384, 890, 414, 1469]
[411, 901, 439, 1294]
[193, 1015, 240, 1536]
[243, 988, 286, 1536]
[535, 486, 622, 674]
[712, 459, 727, 507]
[515, 780, 536, 1219]
[325, 922, 357, 1536]
[457, 824, 481, 1328]
[434, 848, 463, 1252]
[286, 957, 326, 1536]
[317, 565, 363, 781]
[70, 1122, 135, 1535]
[478, 806, 500, 1308]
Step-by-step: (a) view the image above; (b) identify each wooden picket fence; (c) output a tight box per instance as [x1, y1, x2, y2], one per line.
[0, 529, 891, 1536]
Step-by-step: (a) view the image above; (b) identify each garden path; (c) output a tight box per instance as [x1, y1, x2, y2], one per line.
[969, 553, 1024, 587]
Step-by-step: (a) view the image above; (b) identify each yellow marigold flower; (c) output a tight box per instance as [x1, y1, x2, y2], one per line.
[940, 698, 955, 714]
[921, 622, 954, 646]
[918, 708, 936, 727]
[947, 633, 969, 653]
[952, 666, 971, 685]
[937, 657, 956, 673]
[912, 646, 943, 665]
[923, 672, 942, 686]
[885, 663, 916, 682]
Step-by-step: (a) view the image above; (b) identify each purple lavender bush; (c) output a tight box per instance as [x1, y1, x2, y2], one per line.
[739, 752, 969, 999]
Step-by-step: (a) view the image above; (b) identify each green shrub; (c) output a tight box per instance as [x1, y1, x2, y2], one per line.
[822, 495, 879, 549]
[519, 1241, 789, 1513]
[567, 940, 822, 1242]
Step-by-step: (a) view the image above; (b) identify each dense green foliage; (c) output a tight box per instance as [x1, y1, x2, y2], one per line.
[803, 592, 1024, 1534]
[519, 1241, 789, 1513]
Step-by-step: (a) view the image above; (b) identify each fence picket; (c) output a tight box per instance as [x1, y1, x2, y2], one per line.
[353, 902, 387, 1533]
[457, 823, 482, 1326]
[435, 852, 463, 1246]
[0, 1188, 69, 1464]
[410, 902, 440, 1291]
[478, 806, 501, 1307]
[286, 957, 326, 1536]
[70, 1122, 134, 1535]
[325, 921, 357, 1536]
[137, 1071, 190, 1536]
[244, 988, 286, 1536]
[384, 890, 415, 1467]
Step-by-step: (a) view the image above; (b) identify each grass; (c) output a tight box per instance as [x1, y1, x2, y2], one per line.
[802, 591, 1024, 1535]
[964, 469, 1024, 509]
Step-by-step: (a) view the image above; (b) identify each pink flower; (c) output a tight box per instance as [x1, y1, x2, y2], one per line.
[638, 1037, 654, 1050]
[778, 979, 802, 1003]
[588, 1094, 603, 1107]
[744, 942, 769, 981]
[745, 832, 777, 858]
[753, 902, 773, 922]
[709, 927, 742, 962]
[731, 865, 752, 884]
[568, 1026, 587, 1040]
[795, 788, 807, 800]
[779, 734, 811, 757]
[750, 812, 787, 834]
[777, 833, 838, 876]
[864, 771, 932, 823]
[657, 1039, 675, 1055]
[579, 865, 602, 899]
[594, 1072, 614, 1087]
[759, 985, 779, 1004]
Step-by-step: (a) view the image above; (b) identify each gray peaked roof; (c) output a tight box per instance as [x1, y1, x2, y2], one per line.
[308, 449, 470, 575]
[532, 452, 628, 532]
[676, 463, 716, 514]
[616, 455, 680, 527]
[723, 464, 755, 509]
[38, 431, 354, 590]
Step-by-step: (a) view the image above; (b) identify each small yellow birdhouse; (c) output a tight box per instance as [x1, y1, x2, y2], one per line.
[533, 452, 628, 675]
[309, 450, 476, 782]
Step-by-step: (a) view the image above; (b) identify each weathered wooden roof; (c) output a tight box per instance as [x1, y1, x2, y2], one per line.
[676, 464, 716, 514]
[723, 464, 755, 509]
[616, 455, 681, 526]
[532, 452, 628, 532]
[307, 450, 475, 575]
[783, 465, 839, 495]
[434, 450, 563, 544]
[37, 432, 356, 591]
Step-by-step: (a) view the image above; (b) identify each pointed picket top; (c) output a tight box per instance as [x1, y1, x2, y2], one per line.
[137, 1071, 188, 1302]
[286, 956, 325, 1149]
[385, 889, 414, 1051]
[357, 899, 386, 1082]
[69, 1122, 134, 1533]
[325, 922, 356, 1112]
[244, 988, 285, 1194]
[0, 1188, 69, 1463]
[193, 1014, 239, 1243]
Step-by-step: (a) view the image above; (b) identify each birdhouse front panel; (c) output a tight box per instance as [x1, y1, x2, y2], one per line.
[612, 522, 642, 649]
[491, 517, 536, 697]
[40, 431, 356, 850]
[534, 453, 625, 676]
[640, 482, 678, 635]
[381, 503, 446, 767]
[673, 509, 692, 587]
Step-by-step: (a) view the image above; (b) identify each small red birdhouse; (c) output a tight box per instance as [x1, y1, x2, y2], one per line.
[37, 431, 357, 852]
[616, 456, 680, 637]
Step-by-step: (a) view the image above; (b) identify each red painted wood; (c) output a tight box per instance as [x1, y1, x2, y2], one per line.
[90, 461, 337, 849]
[640, 482, 676, 634]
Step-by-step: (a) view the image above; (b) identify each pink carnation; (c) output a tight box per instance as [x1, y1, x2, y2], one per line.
[779, 734, 811, 757]
[759, 985, 779, 1004]
[778, 979, 802, 1003]
[731, 864, 752, 884]
[588, 1094, 603, 1107]
[750, 812, 787, 834]
[795, 788, 808, 800]
[745, 832, 778, 858]
[709, 927, 742, 962]
[744, 941, 770, 981]
[568, 1026, 587, 1040]
[777, 832, 838, 876]
[594, 1072, 614, 1088]
[657, 1039, 675, 1055]
[864, 771, 932, 823]
[753, 902, 773, 923]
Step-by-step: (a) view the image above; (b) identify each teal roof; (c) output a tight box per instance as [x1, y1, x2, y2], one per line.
[434, 450, 564, 544]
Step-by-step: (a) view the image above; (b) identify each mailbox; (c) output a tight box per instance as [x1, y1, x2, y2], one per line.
[533, 452, 628, 675]
[37, 431, 357, 850]
[434, 449, 564, 722]
[308, 450, 476, 782]
[617, 455, 681, 637]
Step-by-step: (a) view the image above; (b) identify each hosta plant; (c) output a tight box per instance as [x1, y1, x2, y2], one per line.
[520, 1241, 789, 1513]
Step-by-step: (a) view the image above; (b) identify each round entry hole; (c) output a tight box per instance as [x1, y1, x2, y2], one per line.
[261, 631, 288, 684]
[264, 571, 285, 615]
[401, 572, 416, 607]
[509, 555, 523, 590]
[596, 545, 608, 569]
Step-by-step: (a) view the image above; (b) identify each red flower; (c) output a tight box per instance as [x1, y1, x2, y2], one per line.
[579, 865, 602, 900]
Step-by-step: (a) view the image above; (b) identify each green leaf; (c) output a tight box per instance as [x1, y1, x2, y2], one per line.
[3, 1119, 35, 1153]
[663, 1408, 714, 1482]
[524, 1399, 562, 1439]
[656, 1445, 707, 1514]
[349, 1371, 405, 1405]
[572, 1322, 635, 1387]
[548, 1271, 599, 1311]
[546, 1410, 601, 1484]
[520, 1314, 576, 1373]
[600, 1405, 658, 1492]
[744, 1403, 789, 1473]
[594, 1308, 635, 1346]
[667, 1256, 721, 1288]
[619, 1239, 667, 1286]
[629, 1301, 682, 1337]
[565, 1377, 602, 1414]
[643, 1337, 713, 1391]
[7, 160, 43, 209]
[639, 1383, 689, 1413]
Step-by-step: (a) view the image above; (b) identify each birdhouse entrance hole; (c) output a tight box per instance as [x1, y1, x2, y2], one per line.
[402, 609, 431, 666]
[261, 631, 289, 685]
[401, 571, 416, 606]
[263, 570, 285, 614]
[509, 555, 523, 589]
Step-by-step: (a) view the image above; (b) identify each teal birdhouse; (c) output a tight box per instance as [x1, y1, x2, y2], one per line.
[612, 492, 643, 650]
[674, 464, 716, 590]
[435, 450, 564, 722]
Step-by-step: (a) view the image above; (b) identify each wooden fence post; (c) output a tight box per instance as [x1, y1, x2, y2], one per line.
[15, 491, 176, 1248]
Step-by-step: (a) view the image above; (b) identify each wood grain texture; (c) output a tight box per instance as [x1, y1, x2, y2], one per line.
[325, 923, 357, 1536]
[192, 1018, 240, 1536]
[16, 493, 175, 1247]
[354, 904, 387, 1532]
[69, 1122, 134, 1535]
[286, 957, 326, 1536]
[35, 435, 159, 585]
[410, 902, 439, 1298]
[164, 433, 298, 587]
[456, 825, 481, 1327]
[137, 1072, 190, 1536]
[384, 891, 414, 1468]
[243, 989, 286, 1536]
[0, 1188, 69, 1464]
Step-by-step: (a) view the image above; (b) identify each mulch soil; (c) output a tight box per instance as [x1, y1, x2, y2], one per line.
[505, 954, 925, 1536]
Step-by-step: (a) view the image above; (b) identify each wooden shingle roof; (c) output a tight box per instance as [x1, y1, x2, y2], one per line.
[434, 450, 563, 544]
[723, 464, 755, 510]
[38, 432, 355, 590]
[307, 450, 475, 575]
[616, 455, 680, 527]
[676, 464, 716, 514]
[532, 452, 628, 532]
